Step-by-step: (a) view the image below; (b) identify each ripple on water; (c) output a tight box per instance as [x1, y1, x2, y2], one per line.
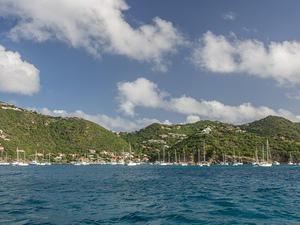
[0, 165, 300, 224]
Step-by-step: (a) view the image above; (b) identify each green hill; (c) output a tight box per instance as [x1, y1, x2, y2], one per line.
[121, 116, 300, 163]
[0, 102, 129, 160]
[1, 100, 300, 164]
[241, 115, 300, 140]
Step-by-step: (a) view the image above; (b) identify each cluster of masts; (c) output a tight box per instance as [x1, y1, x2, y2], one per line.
[0, 148, 52, 166]
[154, 141, 211, 167]
[0, 140, 298, 167]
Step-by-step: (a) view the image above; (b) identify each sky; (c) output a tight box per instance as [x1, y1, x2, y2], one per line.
[1, 0, 300, 131]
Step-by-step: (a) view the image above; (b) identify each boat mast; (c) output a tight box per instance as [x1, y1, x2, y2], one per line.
[203, 141, 206, 162]
[174, 149, 177, 163]
[266, 139, 269, 162]
[289, 152, 293, 163]
[198, 148, 200, 163]
[158, 150, 160, 163]
[129, 143, 132, 161]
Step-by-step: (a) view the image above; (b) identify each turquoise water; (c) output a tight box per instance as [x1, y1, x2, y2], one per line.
[0, 165, 299, 224]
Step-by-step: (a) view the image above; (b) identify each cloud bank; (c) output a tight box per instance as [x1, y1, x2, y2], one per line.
[0, 0, 185, 71]
[0, 45, 40, 95]
[38, 108, 164, 131]
[192, 31, 300, 85]
[118, 77, 300, 123]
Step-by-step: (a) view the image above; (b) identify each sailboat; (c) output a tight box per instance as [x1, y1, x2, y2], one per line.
[30, 151, 39, 165]
[252, 147, 259, 166]
[237, 152, 243, 166]
[220, 152, 229, 166]
[288, 152, 294, 165]
[180, 148, 188, 166]
[201, 141, 210, 166]
[45, 153, 52, 165]
[16, 148, 29, 166]
[0, 148, 10, 165]
[196, 148, 203, 166]
[173, 149, 178, 165]
[160, 146, 168, 166]
[126, 144, 137, 166]
[258, 141, 272, 167]
[232, 149, 239, 166]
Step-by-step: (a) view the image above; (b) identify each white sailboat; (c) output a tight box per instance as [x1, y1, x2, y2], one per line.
[180, 148, 188, 166]
[45, 153, 52, 165]
[258, 141, 272, 167]
[126, 144, 137, 166]
[232, 149, 240, 166]
[18, 149, 29, 166]
[160, 146, 168, 166]
[173, 149, 178, 165]
[0, 148, 10, 165]
[252, 147, 259, 166]
[202, 141, 210, 166]
[196, 148, 202, 166]
[288, 152, 294, 165]
[220, 152, 229, 166]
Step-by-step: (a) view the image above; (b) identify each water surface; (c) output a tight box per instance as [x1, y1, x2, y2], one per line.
[0, 165, 299, 224]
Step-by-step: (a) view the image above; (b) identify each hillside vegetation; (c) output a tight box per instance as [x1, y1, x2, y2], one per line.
[1, 101, 299, 163]
[0, 102, 129, 159]
[121, 116, 300, 163]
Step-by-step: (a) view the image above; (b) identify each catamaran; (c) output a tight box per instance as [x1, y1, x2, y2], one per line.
[13, 148, 29, 166]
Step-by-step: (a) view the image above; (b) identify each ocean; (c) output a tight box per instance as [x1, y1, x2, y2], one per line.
[0, 165, 299, 224]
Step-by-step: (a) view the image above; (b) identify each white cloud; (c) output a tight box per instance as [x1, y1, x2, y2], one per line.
[186, 115, 201, 123]
[38, 107, 160, 131]
[117, 77, 167, 116]
[0, 45, 40, 95]
[222, 12, 236, 21]
[192, 31, 300, 85]
[0, 0, 185, 71]
[117, 77, 300, 123]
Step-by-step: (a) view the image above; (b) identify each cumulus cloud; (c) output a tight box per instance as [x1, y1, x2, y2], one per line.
[117, 77, 300, 123]
[0, 45, 40, 95]
[192, 31, 300, 85]
[38, 107, 161, 131]
[117, 77, 168, 116]
[0, 0, 185, 71]
[186, 115, 201, 123]
[222, 12, 236, 21]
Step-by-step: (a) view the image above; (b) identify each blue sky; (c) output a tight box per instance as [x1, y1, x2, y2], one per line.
[0, 0, 300, 131]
